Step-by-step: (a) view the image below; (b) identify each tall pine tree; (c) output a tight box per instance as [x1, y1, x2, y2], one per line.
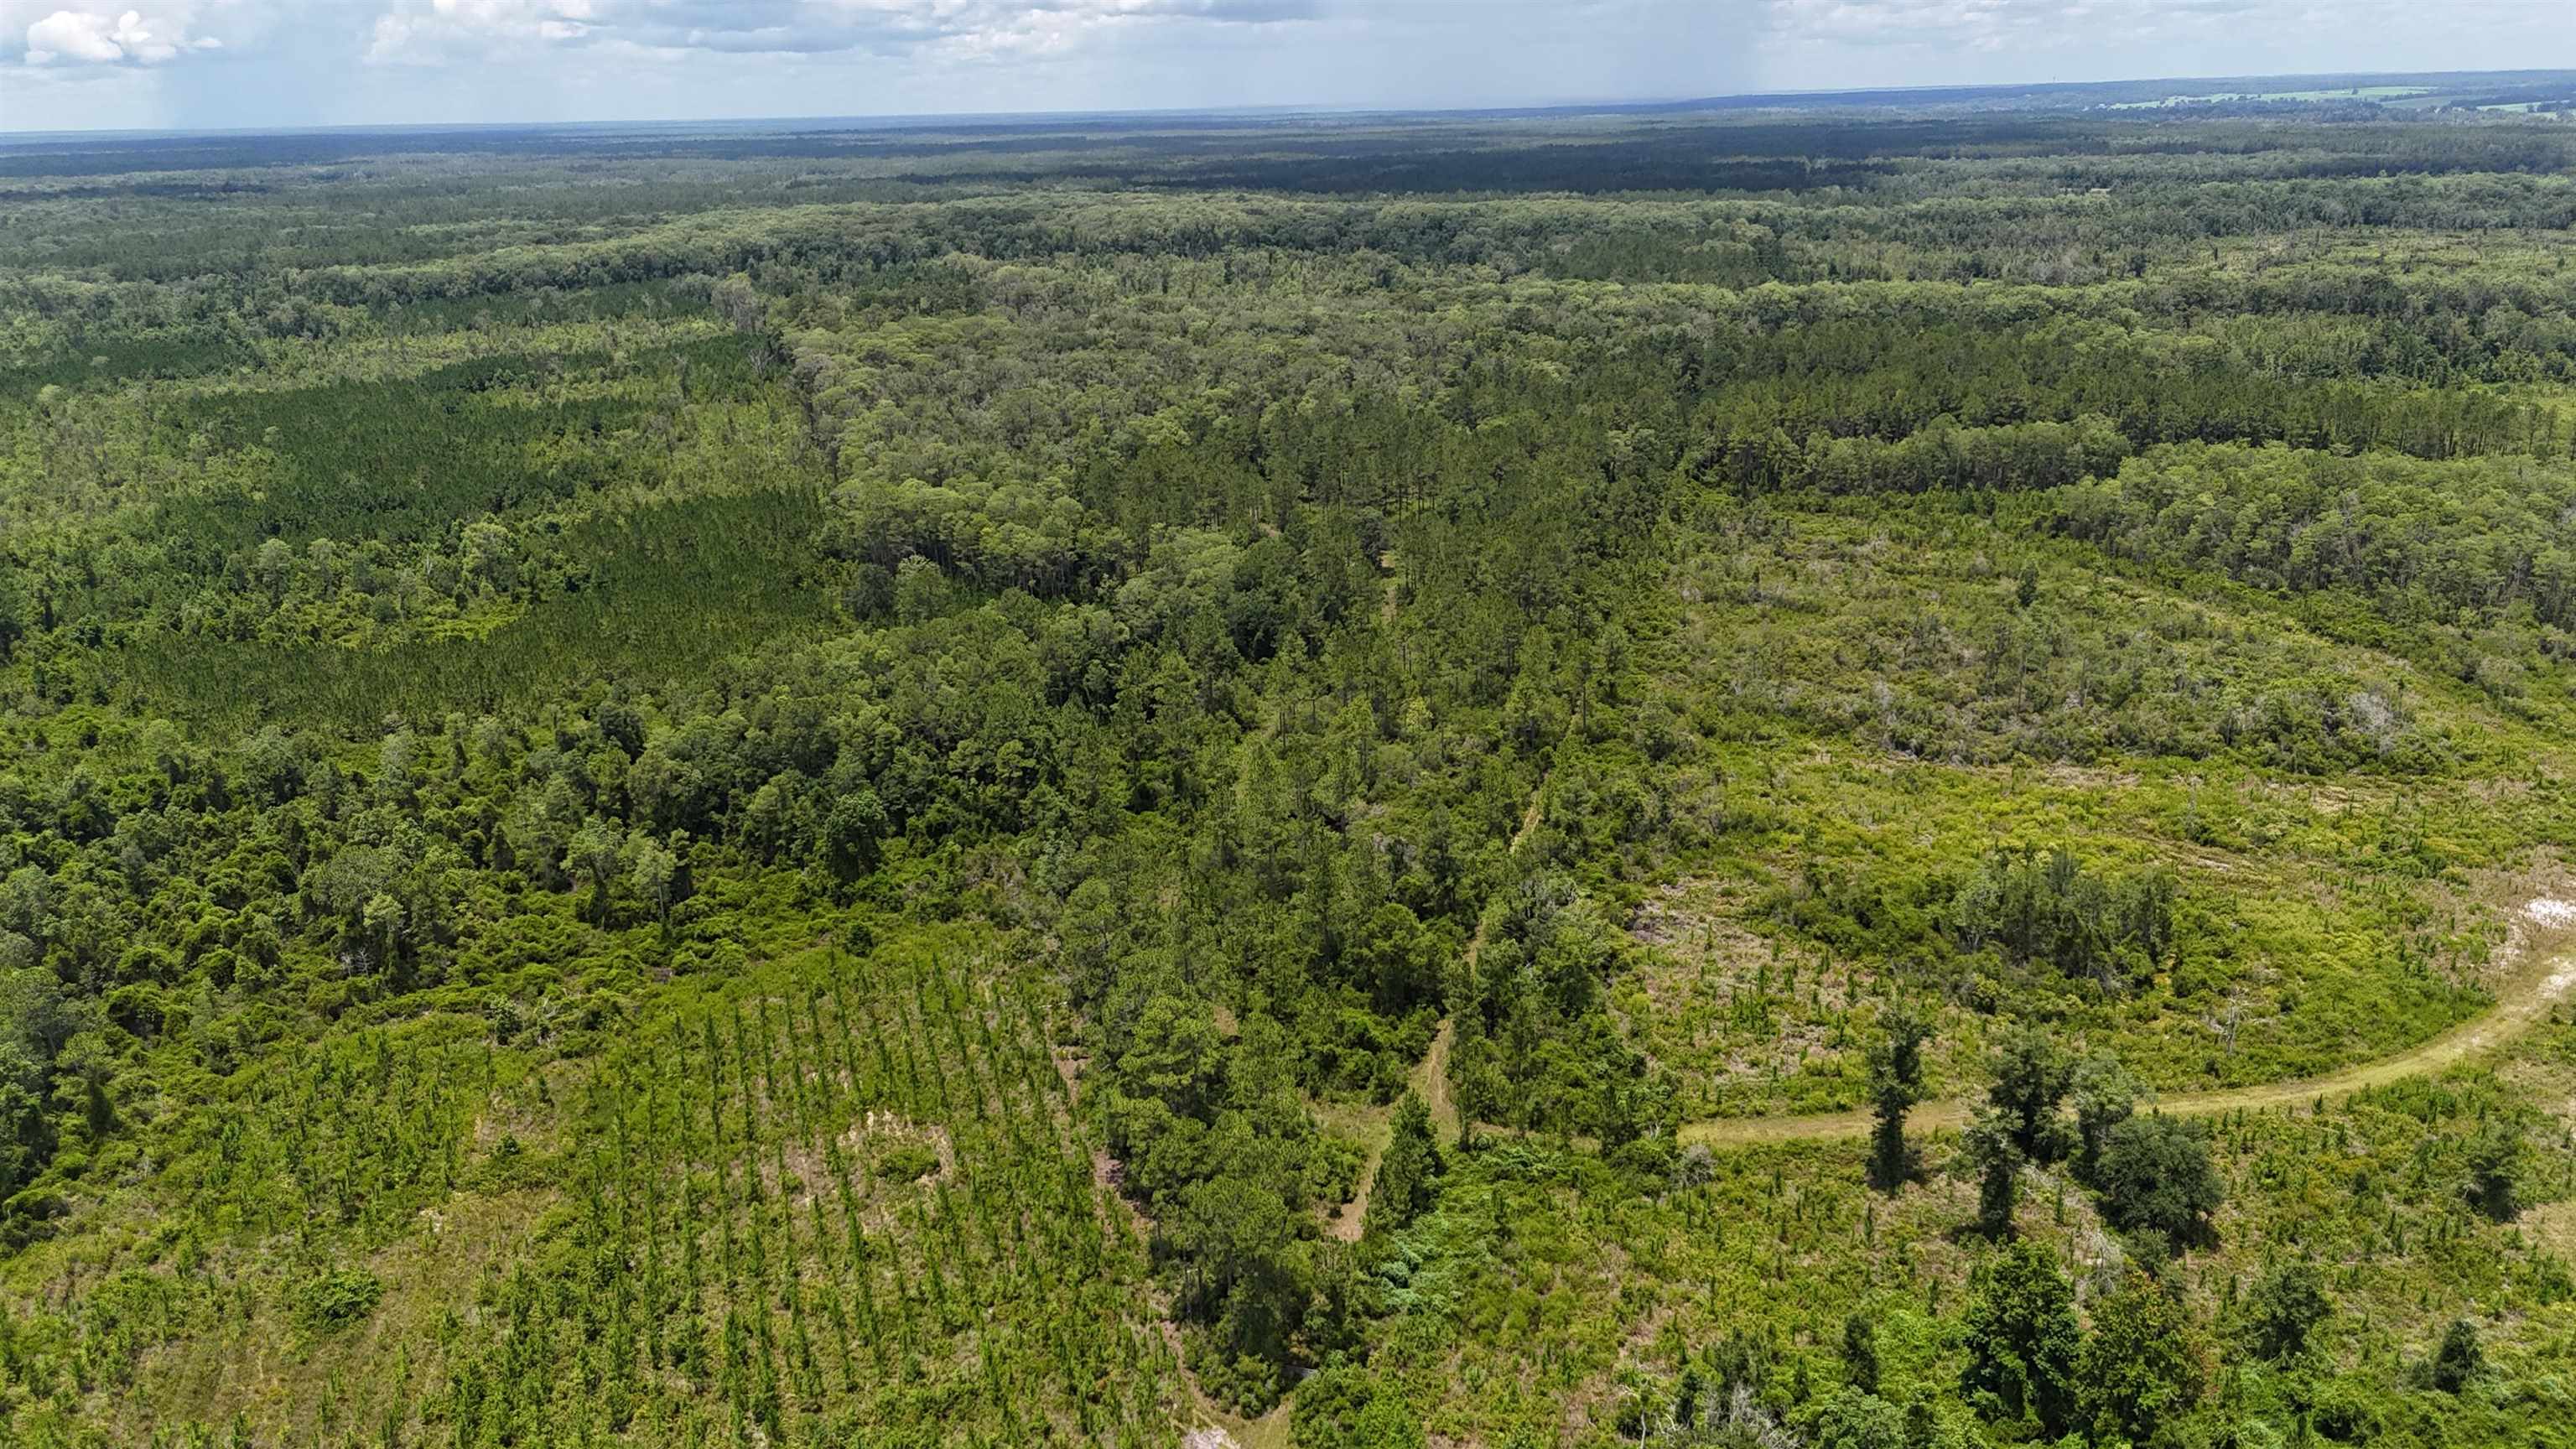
[1365, 1089, 1442, 1238]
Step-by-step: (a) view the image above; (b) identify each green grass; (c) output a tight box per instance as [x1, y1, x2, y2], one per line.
[1587, 504, 2575, 1115]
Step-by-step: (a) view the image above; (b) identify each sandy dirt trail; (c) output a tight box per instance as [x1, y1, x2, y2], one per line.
[1368, 720, 2576, 1161]
[1679, 923, 2576, 1148]
[1326, 749, 1546, 1237]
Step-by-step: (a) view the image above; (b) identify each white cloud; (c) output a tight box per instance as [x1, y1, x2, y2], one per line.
[361, 0, 1316, 65]
[1759, 0, 2266, 54]
[1755, 0, 2567, 70]
[8, 1, 228, 66]
[27, 10, 137, 61]
[1, 0, 2567, 130]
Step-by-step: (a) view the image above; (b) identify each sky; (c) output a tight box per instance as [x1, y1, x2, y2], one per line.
[0, 0, 2568, 134]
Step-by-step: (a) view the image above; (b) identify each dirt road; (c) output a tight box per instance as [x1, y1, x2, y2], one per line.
[1680, 936, 2576, 1147]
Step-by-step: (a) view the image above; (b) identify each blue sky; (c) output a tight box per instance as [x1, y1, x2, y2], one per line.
[1, 0, 2568, 133]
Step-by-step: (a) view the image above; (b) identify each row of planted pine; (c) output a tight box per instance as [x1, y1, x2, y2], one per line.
[434, 943, 1182, 1446]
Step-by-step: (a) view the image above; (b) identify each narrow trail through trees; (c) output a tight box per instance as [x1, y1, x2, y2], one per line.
[1322, 632, 1540, 1235]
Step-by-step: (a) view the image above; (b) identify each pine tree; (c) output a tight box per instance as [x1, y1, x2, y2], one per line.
[1986, 1025, 2075, 1165]
[1961, 1241, 2080, 1437]
[1961, 1106, 2024, 1239]
[2431, 1318, 2484, 1393]
[1867, 1000, 1930, 1192]
[1839, 1313, 1879, 1396]
[1364, 1090, 1442, 1238]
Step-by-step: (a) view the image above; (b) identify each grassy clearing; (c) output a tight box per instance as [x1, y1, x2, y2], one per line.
[1600, 505, 2576, 1116]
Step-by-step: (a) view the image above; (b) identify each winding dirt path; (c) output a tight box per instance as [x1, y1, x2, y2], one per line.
[1371, 699, 2576, 1161]
[1679, 938, 2576, 1148]
[1325, 733, 1554, 1237]
[1422, 748, 1550, 1124]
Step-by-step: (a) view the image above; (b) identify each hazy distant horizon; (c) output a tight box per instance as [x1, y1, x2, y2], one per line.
[6, 65, 2573, 145]
[3, 0, 2569, 136]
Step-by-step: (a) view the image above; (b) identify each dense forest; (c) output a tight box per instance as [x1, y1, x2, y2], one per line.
[3, 74, 2576, 1449]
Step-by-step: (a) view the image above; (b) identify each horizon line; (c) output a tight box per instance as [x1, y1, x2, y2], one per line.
[5, 65, 2571, 144]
